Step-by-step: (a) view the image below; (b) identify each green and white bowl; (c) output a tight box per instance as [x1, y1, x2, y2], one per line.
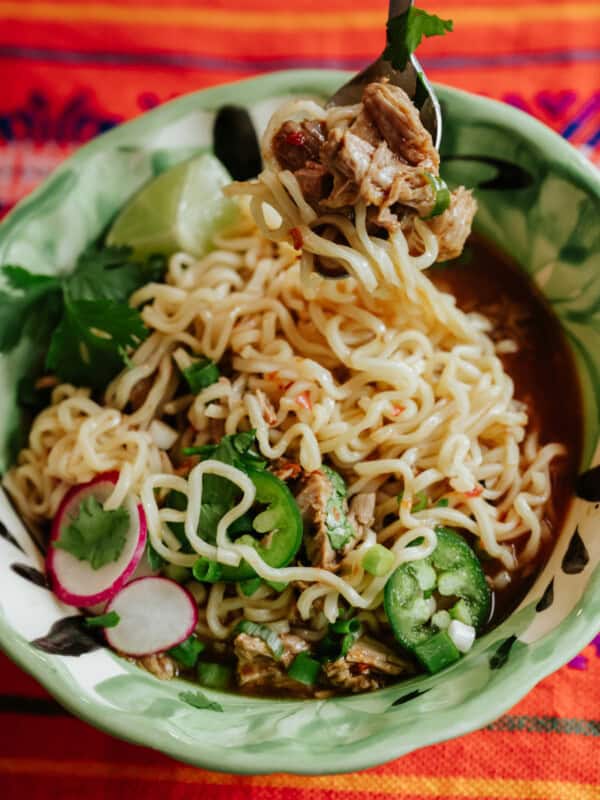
[0, 71, 599, 775]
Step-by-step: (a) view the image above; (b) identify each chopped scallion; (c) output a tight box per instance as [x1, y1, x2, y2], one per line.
[239, 577, 262, 597]
[413, 629, 461, 673]
[168, 635, 205, 669]
[196, 661, 232, 689]
[192, 557, 223, 583]
[265, 579, 288, 593]
[398, 491, 428, 512]
[84, 611, 120, 628]
[287, 652, 321, 686]
[411, 491, 428, 512]
[330, 617, 361, 635]
[362, 544, 395, 577]
[235, 620, 284, 660]
[422, 172, 451, 220]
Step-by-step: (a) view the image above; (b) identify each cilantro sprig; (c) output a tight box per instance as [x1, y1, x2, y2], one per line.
[0, 244, 165, 390]
[384, 6, 453, 71]
[53, 495, 130, 570]
[177, 431, 266, 544]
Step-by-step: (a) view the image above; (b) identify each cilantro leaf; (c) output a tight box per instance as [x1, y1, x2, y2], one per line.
[195, 431, 266, 542]
[178, 690, 223, 712]
[0, 245, 164, 390]
[0, 266, 62, 352]
[171, 431, 266, 546]
[3, 265, 60, 292]
[384, 7, 453, 70]
[46, 299, 147, 390]
[53, 495, 129, 570]
[182, 357, 220, 394]
[66, 244, 165, 304]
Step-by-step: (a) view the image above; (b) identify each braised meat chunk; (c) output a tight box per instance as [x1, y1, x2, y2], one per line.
[294, 467, 357, 571]
[429, 186, 478, 262]
[323, 636, 412, 693]
[272, 120, 327, 173]
[361, 82, 439, 170]
[270, 80, 476, 259]
[234, 632, 313, 696]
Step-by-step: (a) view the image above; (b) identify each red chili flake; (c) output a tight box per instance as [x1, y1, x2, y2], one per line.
[465, 485, 483, 498]
[290, 227, 303, 250]
[390, 404, 405, 417]
[285, 130, 306, 147]
[296, 391, 312, 410]
[267, 371, 293, 391]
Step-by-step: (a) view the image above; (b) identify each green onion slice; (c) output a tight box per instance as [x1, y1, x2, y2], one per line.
[397, 491, 428, 512]
[287, 652, 321, 686]
[239, 577, 262, 597]
[362, 544, 395, 577]
[196, 661, 232, 689]
[235, 620, 284, 660]
[84, 611, 120, 628]
[192, 557, 223, 583]
[411, 491, 428, 512]
[422, 172, 451, 219]
[265, 579, 288, 593]
[168, 635, 205, 669]
[330, 617, 361, 635]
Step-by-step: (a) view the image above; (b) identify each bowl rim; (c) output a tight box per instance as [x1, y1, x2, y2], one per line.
[0, 68, 599, 775]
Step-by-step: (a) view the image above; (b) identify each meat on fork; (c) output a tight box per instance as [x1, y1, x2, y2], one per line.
[272, 120, 327, 172]
[361, 82, 439, 170]
[269, 80, 475, 262]
[429, 186, 478, 262]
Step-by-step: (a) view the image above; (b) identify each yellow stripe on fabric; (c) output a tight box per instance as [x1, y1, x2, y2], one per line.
[1, 2, 600, 29]
[1, 759, 599, 799]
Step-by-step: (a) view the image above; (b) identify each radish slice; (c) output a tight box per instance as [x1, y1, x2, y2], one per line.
[47, 471, 147, 608]
[105, 577, 198, 656]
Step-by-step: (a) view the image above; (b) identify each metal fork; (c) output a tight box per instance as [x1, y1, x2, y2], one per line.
[326, 0, 442, 149]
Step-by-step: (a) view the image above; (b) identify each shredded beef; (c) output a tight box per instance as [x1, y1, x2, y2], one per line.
[234, 632, 313, 696]
[270, 80, 475, 256]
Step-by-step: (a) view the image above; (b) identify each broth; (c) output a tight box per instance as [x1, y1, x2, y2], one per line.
[431, 235, 583, 623]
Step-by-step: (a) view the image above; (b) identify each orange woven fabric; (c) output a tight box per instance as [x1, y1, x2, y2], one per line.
[0, 0, 599, 795]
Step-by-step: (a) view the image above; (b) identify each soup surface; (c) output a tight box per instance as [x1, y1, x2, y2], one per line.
[432, 236, 582, 624]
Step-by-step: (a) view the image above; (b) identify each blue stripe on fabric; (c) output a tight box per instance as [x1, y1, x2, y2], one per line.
[0, 45, 599, 72]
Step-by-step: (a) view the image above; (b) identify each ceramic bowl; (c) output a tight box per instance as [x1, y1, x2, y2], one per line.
[0, 70, 599, 775]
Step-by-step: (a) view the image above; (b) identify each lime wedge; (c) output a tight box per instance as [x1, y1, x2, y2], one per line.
[107, 153, 238, 258]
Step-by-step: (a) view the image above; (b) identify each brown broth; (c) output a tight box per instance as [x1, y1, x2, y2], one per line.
[431, 235, 583, 623]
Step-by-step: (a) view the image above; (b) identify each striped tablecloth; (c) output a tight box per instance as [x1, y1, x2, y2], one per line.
[1, 1, 599, 797]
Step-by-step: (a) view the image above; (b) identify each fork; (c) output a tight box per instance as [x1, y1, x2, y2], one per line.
[326, 0, 442, 149]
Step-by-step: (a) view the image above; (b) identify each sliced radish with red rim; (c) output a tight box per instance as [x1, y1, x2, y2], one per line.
[105, 577, 198, 656]
[47, 471, 147, 608]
